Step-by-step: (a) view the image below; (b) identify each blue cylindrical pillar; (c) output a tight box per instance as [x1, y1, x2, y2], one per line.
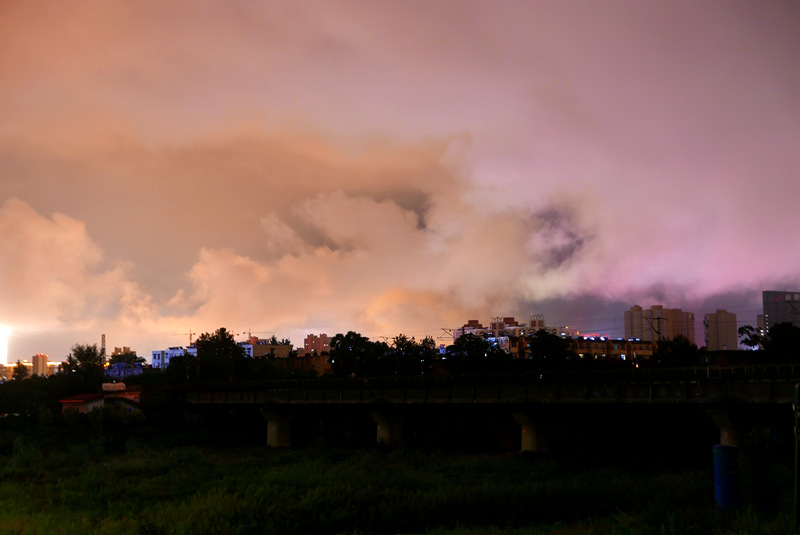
[713, 445, 739, 510]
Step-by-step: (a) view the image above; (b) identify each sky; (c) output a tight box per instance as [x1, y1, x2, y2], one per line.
[1, 1, 799, 364]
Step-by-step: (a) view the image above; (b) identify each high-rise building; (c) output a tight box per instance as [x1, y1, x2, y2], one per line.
[757, 314, 766, 332]
[453, 320, 489, 341]
[454, 315, 551, 344]
[32, 353, 48, 376]
[303, 334, 331, 355]
[111, 346, 136, 357]
[624, 305, 645, 339]
[762, 290, 800, 331]
[704, 309, 738, 351]
[529, 314, 546, 330]
[624, 305, 696, 344]
[489, 317, 522, 337]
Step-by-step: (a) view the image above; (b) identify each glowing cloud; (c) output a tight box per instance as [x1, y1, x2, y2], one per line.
[0, 1, 798, 359]
[0, 326, 9, 366]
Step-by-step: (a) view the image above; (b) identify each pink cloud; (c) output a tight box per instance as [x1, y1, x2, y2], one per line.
[1, 1, 798, 358]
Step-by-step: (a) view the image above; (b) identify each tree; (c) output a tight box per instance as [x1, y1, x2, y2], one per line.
[266, 335, 291, 346]
[61, 344, 105, 384]
[12, 361, 28, 381]
[194, 327, 247, 382]
[653, 335, 704, 367]
[329, 332, 389, 377]
[443, 333, 509, 374]
[380, 334, 438, 376]
[108, 351, 146, 367]
[528, 329, 576, 366]
[419, 335, 439, 373]
[738, 325, 764, 350]
[762, 323, 800, 362]
[385, 334, 419, 375]
[164, 352, 195, 384]
[449, 333, 495, 360]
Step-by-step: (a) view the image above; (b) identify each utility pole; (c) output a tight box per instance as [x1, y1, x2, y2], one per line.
[441, 327, 458, 343]
[643, 315, 665, 341]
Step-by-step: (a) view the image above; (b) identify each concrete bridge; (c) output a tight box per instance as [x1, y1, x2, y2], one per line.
[174, 365, 800, 452]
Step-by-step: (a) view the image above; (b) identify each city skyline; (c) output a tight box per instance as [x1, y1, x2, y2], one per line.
[1, 1, 799, 361]
[0, 300, 761, 366]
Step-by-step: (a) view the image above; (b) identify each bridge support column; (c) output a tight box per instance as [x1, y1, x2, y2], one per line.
[708, 409, 741, 510]
[719, 427, 740, 447]
[513, 412, 551, 453]
[708, 409, 741, 447]
[262, 410, 292, 448]
[370, 411, 404, 446]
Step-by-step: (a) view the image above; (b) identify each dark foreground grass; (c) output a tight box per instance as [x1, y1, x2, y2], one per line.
[0, 434, 792, 535]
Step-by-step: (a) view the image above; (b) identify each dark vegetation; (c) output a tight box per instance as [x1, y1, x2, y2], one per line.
[0, 325, 797, 533]
[739, 322, 800, 360]
[1, 323, 797, 428]
[0, 405, 793, 535]
[163, 328, 316, 384]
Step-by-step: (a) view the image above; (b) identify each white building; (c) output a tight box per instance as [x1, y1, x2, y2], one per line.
[151, 346, 197, 369]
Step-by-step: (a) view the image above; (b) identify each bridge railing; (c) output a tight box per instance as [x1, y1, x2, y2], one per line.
[165, 363, 800, 397]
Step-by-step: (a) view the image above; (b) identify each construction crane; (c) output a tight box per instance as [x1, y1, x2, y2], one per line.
[172, 330, 196, 346]
[241, 330, 274, 340]
[244, 330, 273, 336]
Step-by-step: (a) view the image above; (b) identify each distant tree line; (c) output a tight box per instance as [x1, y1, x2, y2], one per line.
[2, 322, 799, 420]
[162, 328, 318, 384]
[325, 323, 800, 378]
[154, 324, 800, 382]
[330, 329, 624, 378]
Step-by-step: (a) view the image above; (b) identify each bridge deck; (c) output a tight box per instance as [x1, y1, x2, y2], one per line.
[179, 366, 800, 406]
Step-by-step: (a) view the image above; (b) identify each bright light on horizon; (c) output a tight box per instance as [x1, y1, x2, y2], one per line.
[0, 326, 9, 366]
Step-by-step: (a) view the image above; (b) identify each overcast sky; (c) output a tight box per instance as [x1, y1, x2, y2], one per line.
[1, 1, 798, 363]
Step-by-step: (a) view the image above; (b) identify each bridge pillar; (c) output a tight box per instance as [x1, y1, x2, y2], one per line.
[707, 408, 741, 510]
[719, 427, 740, 447]
[370, 411, 405, 446]
[513, 412, 551, 453]
[262, 410, 292, 448]
[708, 409, 741, 447]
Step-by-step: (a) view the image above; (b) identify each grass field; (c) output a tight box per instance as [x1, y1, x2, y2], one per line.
[0, 413, 793, 535]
